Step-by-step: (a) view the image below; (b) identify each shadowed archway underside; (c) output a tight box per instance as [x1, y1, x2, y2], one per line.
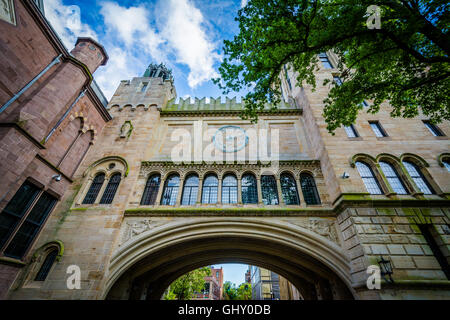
[105, 236, 354, 300]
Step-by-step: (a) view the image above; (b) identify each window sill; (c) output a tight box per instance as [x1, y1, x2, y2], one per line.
[376, 136, 391, 141]
[346, 137, 363, 141]
[0, 256, 26, 268]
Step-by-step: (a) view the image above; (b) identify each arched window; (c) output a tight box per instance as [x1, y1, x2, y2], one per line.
[181, 174, 199, 205]
[280, 173, 300, 205]
[300, 173, 321, 205]
[379, 161, 407, 194]
[161, 174, 180, 205]
[202, 174, 218, 204]
[444, 160, 450, 172]
[35, 248, 58, 281]
[222, 174, 238, 204]
[261, 175, 279, 205]
[141, 174, 161, 205]
[100, 173, 122, 204]
[402, 161, 434, 194]
[83, 173, 105, 204]
[242, 174, 258, 204]
[355, 162, 382, 194]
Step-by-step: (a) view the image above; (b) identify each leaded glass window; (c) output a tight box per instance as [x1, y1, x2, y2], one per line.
[318, 53, 333, 69]
[242, 174, 258, 204]
[141, 174, 161, 205]
[181, 174, 199, 205]
[402, 161, 434, 194]
[161, 174, 180, 205]
[0, 181, 40, 249]
[83, 173, 105, 204]
[4, 192, 57, 259]
[344, 125, 358, 138]
[280, 173, 300, 205]
[300, 173, 321, 205]
[222, 174, 238, 204]
[202, 175, 218, 204]
[261, 176, 279, 205]
[379, 162, 407, 194]
[355, 162, 382, 195]
[35, 249, 58, 281]
[100, 173, 121, 204]
[423, 121, 444, 137]
[369, 121, 387, 137]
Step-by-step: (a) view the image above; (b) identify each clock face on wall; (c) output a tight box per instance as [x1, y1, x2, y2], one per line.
[213, 126, 249, 153]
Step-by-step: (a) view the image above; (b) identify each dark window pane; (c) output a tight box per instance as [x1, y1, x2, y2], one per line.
[242, 174, 258, 204]
[100, 173, 121, 204]
[181, 175, 199, 205]
[318, 53, 333, 69]
[300, 173, 321, 205]
[222, 174, 237, 204]
[161, 175, 180, 205]
[202, 175, 218, 204]
[4, 192, 57, 259]
[0, 181, 40, 249]
[280, 173, 300, 205]
[261, 176, 279, 205]
[83, 173, 105, 204]
[35, 249, 58, 281]
[369, 122, 387, 137]
[141, 174, 161, 205]
[423, 121, 444, 137]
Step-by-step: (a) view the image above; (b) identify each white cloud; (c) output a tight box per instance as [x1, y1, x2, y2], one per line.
[44, 0, 97, 49]
[241, 0, 248, 8]
[160, 0, 220, 88]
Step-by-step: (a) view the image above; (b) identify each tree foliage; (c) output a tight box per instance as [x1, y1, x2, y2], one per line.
[214, 0, 449, 133]
[222, 281, 238, 300]
[164, 267, 211, 300]
[236, 283, 252, 300]
[223, 281, 252, 300]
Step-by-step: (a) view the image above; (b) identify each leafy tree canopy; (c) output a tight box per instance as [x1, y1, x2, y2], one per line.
[223, 281, 238, 300]
[214, 0, 449, 133]
[236, 283, 252, 300]
[164, 267, 211, 300]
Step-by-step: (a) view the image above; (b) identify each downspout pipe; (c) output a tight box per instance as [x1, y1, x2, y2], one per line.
[0, 54, 63, 114]
[44, 88, 87, 143]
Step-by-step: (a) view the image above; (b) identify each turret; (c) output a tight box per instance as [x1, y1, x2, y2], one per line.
[70, 37, 108, 74]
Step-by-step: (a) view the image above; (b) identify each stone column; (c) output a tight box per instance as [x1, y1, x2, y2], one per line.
[196, 178, 203, 205]
[175, 177, 184, 206]
[297, 178, 306, 207]
[217, 176, 222, 204]
[95, 176, 109, 204]
[256, 177, 263, 205]
[276, 177, 283, 205]
[237, 176, 242, 204]
[76, 177, 93, 205]
[155, 177, 165, 205]
[57, 131, 82, 167]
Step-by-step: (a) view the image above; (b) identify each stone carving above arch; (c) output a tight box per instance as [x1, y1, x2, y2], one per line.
[120, 121, 133, 139]
[83, 156, 129, 178]
[120, 219, 169, 245]
[286, 218, 340, 245]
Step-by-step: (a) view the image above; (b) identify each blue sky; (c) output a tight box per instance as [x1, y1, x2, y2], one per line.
[212, 264, 249, 286]
[43, 0, 248, 100]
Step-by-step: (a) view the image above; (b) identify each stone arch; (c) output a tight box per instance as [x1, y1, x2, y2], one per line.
[162, 171, 181, 181]
[83, 156, 129, 178]
[351, 154, 387, 194]
[400, 153, 430, 168]
[350, 153, 377, 168]
[200, 170, 219, 180]
[438, 153, 450, 168]
[104, 218, 354, 300]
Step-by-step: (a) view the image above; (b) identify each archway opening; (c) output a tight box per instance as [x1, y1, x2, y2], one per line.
[105, 234, 354, 300]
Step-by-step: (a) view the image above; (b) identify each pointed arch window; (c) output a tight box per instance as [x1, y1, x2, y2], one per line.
[100, 173, 121, 204]
[300, 173, 321, 205]
[402, 161, 434, 194]
[379, 161, 407, 194]
[280, 173, 300, 205]
[202, 174, 218, 204]
[161, 174, 180, 205]
[355, 162, 382, 195]
[35, 248, 58, 281]
[83, 173, 105, 204]
[181, 174, 199, 205]
[242, 174, 258, 204]
[141, 174, 161, 205]
[261, 175, 279, 205]
[222, 174, 238, 204]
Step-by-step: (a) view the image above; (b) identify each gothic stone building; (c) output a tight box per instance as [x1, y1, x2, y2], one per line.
[2, 16, 450, 299]
[0, 0, 109, 299]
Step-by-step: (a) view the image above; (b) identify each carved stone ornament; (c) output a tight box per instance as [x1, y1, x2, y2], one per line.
[120, 121, 133, 138]
[288, 218, 339, 244]
[0, 0, 16, 25]
[120, 219, 166, 245]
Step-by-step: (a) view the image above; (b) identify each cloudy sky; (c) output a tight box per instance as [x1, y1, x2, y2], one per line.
[43, 0, 248, 100]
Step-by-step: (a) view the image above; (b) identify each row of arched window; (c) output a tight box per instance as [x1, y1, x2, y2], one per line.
[355, 160, 435, 195]
[140, 172, 321, 206]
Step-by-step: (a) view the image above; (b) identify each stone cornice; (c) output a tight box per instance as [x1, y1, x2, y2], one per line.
[141, 160, 320, 167]
[159, 109, 302, 117]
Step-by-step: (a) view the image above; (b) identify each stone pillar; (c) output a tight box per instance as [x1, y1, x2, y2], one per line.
[256, 177, 263, 205]
[237, 177, 242, 204]
[57, 131, 82, 167]
[217, 176, 222, 204]
[76, 177, 93, 205]
[155, 177, 165, 205]
[175, 177, 184, 206]
[276, 177, 283, 205]
[297, 178, 306, 207]
[95, 176, 109, 204]
[197, 178, 203, 204]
